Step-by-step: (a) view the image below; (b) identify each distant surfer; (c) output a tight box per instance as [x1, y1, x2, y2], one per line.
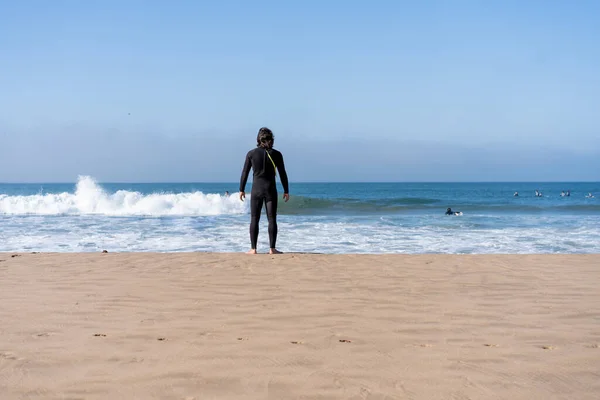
[239, 127, 290, 254]
[560, 191, 565, 197]
[224, 191, 230, 197]
[514, 191, 519, 197]
[586, 193, 594, 198]
[445, 207, 462, 216]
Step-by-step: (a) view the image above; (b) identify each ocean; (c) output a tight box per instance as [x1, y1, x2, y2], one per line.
[0, 176, 598, 254]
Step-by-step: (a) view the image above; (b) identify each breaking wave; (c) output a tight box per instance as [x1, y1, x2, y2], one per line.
[0, 176, 247, 216]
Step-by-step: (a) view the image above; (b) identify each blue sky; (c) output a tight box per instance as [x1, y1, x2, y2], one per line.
[1, 0, 599, 182]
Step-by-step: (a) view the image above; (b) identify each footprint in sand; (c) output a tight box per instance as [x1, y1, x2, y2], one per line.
[11, 254, 21, 258]
[157, 337, 167, 341]
[587, 344, 599, 349]
[94, 333, 107, 337]
[484, 344, 499, 347]
[290, 341, 304, 345]
[542, 345, 556, 350]
[0, 351, 24, 361]
[339, 339, 352, 343]
[0, 352, 17, 360]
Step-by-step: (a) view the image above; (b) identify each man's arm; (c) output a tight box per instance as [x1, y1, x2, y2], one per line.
[276, 151, 289, 194]
[239, 152, 252, 192]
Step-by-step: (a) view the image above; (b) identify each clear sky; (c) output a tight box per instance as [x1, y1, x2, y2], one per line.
[1, 0, 599, 182]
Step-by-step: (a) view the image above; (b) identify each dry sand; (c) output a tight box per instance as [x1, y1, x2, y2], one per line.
[0, 253, 599, 399]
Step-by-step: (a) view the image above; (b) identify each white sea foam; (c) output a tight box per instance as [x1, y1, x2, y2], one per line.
[0, 176, 247, 216]
[1, 213, 599, 254]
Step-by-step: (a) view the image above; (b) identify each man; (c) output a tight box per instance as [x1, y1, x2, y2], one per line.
[239, 127, 290, 254]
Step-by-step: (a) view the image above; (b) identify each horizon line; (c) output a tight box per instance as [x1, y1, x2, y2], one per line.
[1, 180, 599, 185]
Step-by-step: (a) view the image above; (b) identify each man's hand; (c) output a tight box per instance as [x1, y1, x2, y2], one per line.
[240, 192, 246, 201]
[283, 193, 290, 202]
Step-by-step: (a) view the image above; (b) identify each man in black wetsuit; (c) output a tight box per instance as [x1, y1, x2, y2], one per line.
[239, 127, 290, 254]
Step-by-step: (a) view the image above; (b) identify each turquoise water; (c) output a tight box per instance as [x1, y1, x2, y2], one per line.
[0, 176, 598, 253]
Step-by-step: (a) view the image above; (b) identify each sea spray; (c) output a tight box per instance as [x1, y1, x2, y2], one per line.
[0, 176, 248, 216]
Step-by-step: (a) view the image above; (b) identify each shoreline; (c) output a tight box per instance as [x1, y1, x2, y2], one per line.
[1, 253, 599, 399]
[3, 251, 600, 254]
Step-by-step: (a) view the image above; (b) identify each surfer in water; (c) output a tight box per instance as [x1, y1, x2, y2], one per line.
[239, 127, 290, 254]
[445, 207, 462, 216]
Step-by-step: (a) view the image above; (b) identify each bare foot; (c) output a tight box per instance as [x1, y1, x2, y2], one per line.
[246, 249, 257, 254]
[269, 249, 283, 254]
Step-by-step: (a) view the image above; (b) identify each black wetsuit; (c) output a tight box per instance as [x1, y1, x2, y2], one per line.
[239, 147, 289, 249]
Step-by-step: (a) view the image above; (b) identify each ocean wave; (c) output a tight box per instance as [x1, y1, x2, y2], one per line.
[278, 196, 442, 214]
[0, 176, 248, 216]
[279, 197, 600, 214]
[0, 176, 597, 216]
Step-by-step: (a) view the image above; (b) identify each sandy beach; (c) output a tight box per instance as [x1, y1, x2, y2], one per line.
[0, 253, 599, 399]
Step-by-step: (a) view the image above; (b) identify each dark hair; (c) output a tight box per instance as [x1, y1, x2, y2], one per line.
[256, 127, 274, 149]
